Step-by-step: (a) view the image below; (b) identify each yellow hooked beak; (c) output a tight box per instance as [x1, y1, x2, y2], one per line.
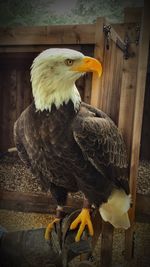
[71, 56, 102, 77]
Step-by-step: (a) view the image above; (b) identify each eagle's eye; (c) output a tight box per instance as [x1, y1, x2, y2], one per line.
[65, 59, 74, 66]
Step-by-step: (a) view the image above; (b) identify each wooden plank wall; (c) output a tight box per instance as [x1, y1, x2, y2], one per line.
[0, 55, 33, 151]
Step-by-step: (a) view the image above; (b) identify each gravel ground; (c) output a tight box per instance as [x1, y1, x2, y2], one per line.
[0, 155, 150, 195]
[0, 155, 150, 267]
[137, 160, 150, 195]
[0, 155, 44, 194]
[0, 209, 54, 232]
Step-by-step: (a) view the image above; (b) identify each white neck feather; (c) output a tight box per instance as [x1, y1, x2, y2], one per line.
[31, 68, 81, 112]
[33, 83, 81, 112]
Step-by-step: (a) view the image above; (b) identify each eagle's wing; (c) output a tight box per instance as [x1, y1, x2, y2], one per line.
[73, 103, 129, 193]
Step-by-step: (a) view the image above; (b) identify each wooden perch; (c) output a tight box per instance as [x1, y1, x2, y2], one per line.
[0, 190, 149, 223]
[0, 190, 82, 214]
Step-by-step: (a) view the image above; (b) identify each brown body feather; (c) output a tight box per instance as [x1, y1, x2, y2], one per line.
[14, 101, 129, 206]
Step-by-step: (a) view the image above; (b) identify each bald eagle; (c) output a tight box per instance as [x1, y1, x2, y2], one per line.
[14, 48, 131, 242]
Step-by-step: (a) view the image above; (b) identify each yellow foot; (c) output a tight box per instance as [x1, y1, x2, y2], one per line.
[45, 218, 60, 240]
[70, 208, 94, 242]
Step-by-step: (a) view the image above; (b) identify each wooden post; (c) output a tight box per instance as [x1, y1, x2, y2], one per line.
[100, 222, 114, 267]
[123, 3, 150, 260]
[90, 18, 114, 267]
[118, 45, 139, 155]
[91, 17, 105, 107]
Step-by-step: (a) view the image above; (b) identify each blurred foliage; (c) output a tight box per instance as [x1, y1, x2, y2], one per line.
[72, 0, 143, 23]
[0, 0, 143, 26]
[0, 0, 57, 26]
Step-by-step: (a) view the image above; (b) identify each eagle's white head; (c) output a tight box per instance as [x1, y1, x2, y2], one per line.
[31, 48, 102, 111]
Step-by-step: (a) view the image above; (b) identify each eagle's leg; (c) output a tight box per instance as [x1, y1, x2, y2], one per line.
[70, 198, 94, 242]
[45, 184, 68, 240]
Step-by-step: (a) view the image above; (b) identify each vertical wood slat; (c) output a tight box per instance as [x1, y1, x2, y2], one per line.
[23, 70, 33, 109]
[84, 73, 92, 104]
[98, 37, 123, 267]
[91, 18, 105, 107]
[100, 222, 114, 267]
[90, 18, 114, 267]
[124, 3, 150, 259]
[0, 72, 8, 151]
[116, 8, 143, 261]
[117, 30, 139, 263]
[9, 70, 17, 148]
[0, 68, 32, 150]
[90, 19, 129, 267]
[118, 44, 139, 159]
[0, 71, 17, 151]
[16, 70, 25, 119]
[99, 36, 123, 123]
[90, 18, 123, 267]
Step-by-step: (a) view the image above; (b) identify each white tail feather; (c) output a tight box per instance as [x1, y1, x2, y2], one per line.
[8, 147, 17, 153]
[99, 189, 131, 229]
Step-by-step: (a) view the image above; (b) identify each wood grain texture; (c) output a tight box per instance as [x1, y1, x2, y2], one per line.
[99, 36, 123, 124]
[101, 222, 114, 267]
[84, 73, 92, 104]
[118, 43, 138, 158]
[91, 18, 105, 108]
[0, 71, 16, 151]
[0, 24, 95, 46]
[0, 190, 81, 214]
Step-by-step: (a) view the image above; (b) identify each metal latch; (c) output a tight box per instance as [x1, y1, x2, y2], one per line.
[103, 24, 137, 60]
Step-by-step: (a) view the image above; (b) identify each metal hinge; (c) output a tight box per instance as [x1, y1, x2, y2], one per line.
[103, 24, 139, 60]
[135, 24, 140, 45]
[117, 32, 133, 60]
[103, 25, 111, 50]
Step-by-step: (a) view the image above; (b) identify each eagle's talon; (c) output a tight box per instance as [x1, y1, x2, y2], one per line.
[70, 208, 94, 242]
[45, 218, 60, 240]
